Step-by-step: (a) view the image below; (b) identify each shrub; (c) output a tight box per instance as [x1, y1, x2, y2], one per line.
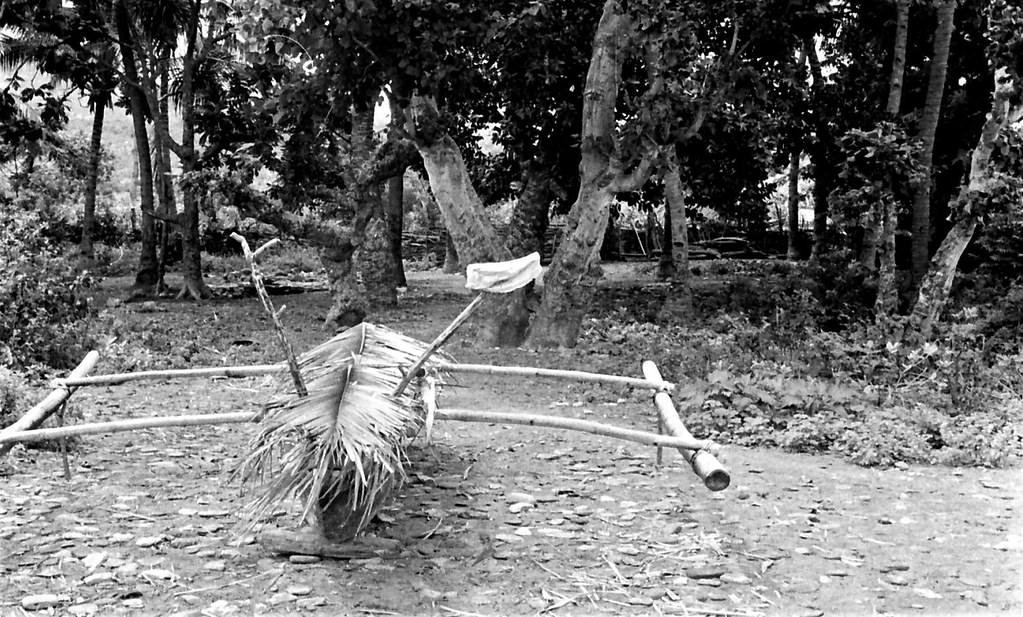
[0, 207, 96, 370]
[0, 366, 28, 428]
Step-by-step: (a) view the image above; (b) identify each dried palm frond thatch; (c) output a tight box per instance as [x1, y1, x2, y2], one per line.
[235, 322, 447, 542]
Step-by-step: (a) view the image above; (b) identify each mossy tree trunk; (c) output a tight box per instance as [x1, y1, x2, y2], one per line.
[410, 95, 531, 347]
[657, 152, 693, 322]
[175, 2, 212, 300]
[908, 67, 1020, 337]
[79, 95, 106, 262]
[527, 0, 653, 348]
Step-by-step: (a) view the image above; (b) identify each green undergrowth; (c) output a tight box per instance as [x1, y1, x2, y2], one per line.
[579, 313, 1022, 468]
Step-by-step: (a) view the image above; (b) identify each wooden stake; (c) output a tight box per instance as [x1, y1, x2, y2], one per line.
[420, 376, 439, 445]
[58, 401, 71, 480]
[642, 361, 730, 491]
[232, 233, 306, 397]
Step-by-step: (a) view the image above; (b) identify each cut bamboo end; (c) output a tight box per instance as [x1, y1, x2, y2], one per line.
[642, 361, 730, 491]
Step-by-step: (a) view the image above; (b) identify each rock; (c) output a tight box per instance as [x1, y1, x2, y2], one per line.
[141, 568, 175, 580]
[883, 574, 910, 586]
[81, 551, 107, 571]
[21, 594, 67, 610]
[288, 554, 321, 564]
[197, 509, 231, 518]
[505, 492, 536, 504]
[67, 603, 99, 616]
[720, 572, 751, 584]
[82, 572, 116, 585]
[135, 535, 164, 548]
[494, 533, 525, 544]
[296, 596, 327, 610]
[686, 566, 725, 580]
[286, 585, 312, 597]
[203, 560, 226, 572]
[267, 592, 293, 606]
[962, 590, 989, 606]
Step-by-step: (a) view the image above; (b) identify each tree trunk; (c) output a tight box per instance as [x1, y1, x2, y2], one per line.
[874, 0, 912, 319]
[858, 203, 882, 271]
[657, 153, 693, 322]
[528, 0, 650, 348]
[786, 148, 801, 261]
[658, 196, 673, 279]
[386, 175, 406, 286]
[874, 196, 898, 317]
[506, 162, 553, 258]
[116, 0, 159, 298]
[386, 94, 408, 287]
[442, 233, 460, 274]
[910, 0, 956, 287]
[805, 39, 832, 260]
[351, 105, 397, 308]
[322, 234, 366, 331]
[155, 54, 177, 290]
[79, 96, 105, 262]
[886, 0, 910, 117]
[410, 96, 530, 347]
[908, 67, 1020, 337]
[176, 2, 211, 300]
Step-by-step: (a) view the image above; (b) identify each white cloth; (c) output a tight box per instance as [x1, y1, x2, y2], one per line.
[465, 252, 542, 293]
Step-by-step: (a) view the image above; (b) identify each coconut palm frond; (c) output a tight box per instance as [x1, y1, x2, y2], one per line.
[236, 323, 450, 538]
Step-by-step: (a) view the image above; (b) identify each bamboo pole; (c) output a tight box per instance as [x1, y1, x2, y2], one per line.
[232, 233, 306, 397]
[57, 364, 284, 388]
[392, 294, 485, 397]
[436, 363, 674, 391]
[0, 412, 256, 445]
[0, 350, 101, 457]
[435, 408, 709, 450]
[642, 361, 730, 491]
[56, 362, 670, 392]
[0, 407, 708, 451]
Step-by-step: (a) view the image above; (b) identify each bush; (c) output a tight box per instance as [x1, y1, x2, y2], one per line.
[0, 366, 28, 428]
[578, 309, 1022, 468]
[0, 207, 96, 370]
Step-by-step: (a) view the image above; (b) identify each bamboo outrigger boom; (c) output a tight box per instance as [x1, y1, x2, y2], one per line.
[643, 361, 730, 491]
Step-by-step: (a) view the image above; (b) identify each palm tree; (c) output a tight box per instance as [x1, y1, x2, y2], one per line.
[236, 323, 448, 542]
[910, 0, 956, 287]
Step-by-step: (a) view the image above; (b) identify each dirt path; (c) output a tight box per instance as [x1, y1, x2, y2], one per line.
[1, 271, 1020, 616]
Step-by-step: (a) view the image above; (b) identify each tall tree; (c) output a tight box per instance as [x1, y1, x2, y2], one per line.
[874, 0, 912, 316]
[526, 0, 654, 347]
[115, 0, 160, 297]
[886, 0, 911, 117]
[804, 37, 834, 259]
[910, 0, 956, 287]
[908, 0, 1023, 336]
[656, 149, 693, 320]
